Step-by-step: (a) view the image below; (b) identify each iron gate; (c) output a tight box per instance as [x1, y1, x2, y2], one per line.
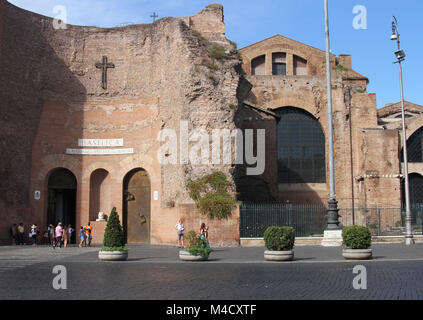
[240, 203, 327, 238]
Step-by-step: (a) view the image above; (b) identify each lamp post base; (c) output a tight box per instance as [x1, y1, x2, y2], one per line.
[405, 236, 415, 246]
[321, 229, 343, 247]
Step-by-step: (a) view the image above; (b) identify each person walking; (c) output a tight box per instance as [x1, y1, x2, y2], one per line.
[48, 224, 55, 245]
[200, 223, 210, 249]
[84, 222, 93, 247]
[17, 223, 25, 245]
[62, 225, 69, 248]
[10, 224, 17, 245]
[53, 222, 63, 249]
[67, 225, 73, 246]
[175, 219, 185, 248]
[79, 226, 86, 247]
[30, 224, 38, 245]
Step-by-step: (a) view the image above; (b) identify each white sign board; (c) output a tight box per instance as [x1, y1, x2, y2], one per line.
[34, 190, 40, 200]
[154, 191, 159, 201]
[78, 139, 124, 147]
[66, 148, 134, 155]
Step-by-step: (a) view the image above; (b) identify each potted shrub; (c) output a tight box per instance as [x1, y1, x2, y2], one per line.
[179, 230, 211, 261]
[342, 225, 372, 260]
[263, 226, 295, 261]
[98, 207, 128, 261]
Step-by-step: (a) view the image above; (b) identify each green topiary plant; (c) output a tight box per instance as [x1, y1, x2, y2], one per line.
[187, 172, 237, 220]
[264, 226, 295, 251]
[342, 225, 372, 249]
[184, 230, 211, 257]
[102, 207, 127, 252]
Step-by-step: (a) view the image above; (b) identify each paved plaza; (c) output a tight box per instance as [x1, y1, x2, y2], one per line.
[0, 243, 422, 300]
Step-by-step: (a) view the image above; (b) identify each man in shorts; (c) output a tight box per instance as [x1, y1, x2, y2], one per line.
[84, 222, 93, 247]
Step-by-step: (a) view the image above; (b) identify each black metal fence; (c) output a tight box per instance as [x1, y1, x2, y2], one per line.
[240, 203, 327, 238]
[240, 203, 423, 238]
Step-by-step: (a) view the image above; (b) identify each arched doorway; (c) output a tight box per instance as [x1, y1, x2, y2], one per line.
[123, 168, 151, 243]
[47, 168, 77, 243]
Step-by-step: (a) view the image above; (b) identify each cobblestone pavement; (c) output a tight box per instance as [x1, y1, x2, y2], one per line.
[0, 244, 422, 300]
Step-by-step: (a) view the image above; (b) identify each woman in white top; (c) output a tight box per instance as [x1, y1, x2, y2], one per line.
[175, 219, 185, 248]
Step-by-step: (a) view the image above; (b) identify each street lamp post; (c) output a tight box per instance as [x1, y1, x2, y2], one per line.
[391, 16, 414, 246]
[321, 0, 341, 246]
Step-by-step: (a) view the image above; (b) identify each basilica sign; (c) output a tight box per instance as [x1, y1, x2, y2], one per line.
[67, 138, 133, 155]
[78, 139, 124, 147]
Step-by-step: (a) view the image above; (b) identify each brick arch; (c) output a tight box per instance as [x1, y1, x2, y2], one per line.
[82, 162, 119, 183]
[118, 154, 156, 182]
[37, 154, 82, 183]
[401, 117, 423, 148]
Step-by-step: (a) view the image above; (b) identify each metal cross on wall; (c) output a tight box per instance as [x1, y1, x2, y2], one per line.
[95, 56, 115, 89]
[150, 12, 158, 22]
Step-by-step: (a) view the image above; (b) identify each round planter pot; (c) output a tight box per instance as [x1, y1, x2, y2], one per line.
[264, 250, 294, 261]
[342, 248, 372, 260]
[179, 250, 209, 262]
[98, 250, 128, 261]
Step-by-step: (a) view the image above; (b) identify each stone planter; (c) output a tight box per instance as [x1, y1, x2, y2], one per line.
[179, 250, 209, 262]
[264, 250, 294, 261]
[342, 248, 372, 260]
[98, 250, 128, 261]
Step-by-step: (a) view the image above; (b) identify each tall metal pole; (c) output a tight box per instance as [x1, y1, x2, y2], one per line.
[392, 16, 414, 245]
[324, 0, 340, 230]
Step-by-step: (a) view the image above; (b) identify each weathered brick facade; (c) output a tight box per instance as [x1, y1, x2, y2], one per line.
[0, 1, 420, 245]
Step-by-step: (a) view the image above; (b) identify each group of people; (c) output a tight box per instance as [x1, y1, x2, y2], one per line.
[9, 222, 93, 248]
[175, 220, 211, 249]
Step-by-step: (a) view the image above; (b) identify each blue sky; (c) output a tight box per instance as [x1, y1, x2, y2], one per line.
[8, 0, 423, 109]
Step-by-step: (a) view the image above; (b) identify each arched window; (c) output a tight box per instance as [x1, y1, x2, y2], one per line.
[272, 52, 286, 75]
[276, 107, 326, 183]
[251, 55, 265, 75]
[403, 127, 423, 162]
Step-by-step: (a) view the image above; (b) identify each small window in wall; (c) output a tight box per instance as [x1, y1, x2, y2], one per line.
[251, 55, 265, 75]
[272, 53, 286, 75]
[293, 55, 307, 75]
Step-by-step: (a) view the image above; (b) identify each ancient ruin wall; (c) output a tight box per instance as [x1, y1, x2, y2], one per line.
[0, 1, 244, 241]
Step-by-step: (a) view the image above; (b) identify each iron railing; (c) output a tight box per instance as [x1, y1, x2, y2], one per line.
[240, 203, 423, 238]
[240, 203, 327, 238]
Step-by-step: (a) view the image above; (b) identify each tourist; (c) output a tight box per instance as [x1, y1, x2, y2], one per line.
[48, 224, 54, 245]
[200, 223, 210, 249]
[84, 222, 93, 247]
[53, 222, 63, 249]
[67, 225, 73, 246]
[175, 219, 185, 248]
[10, 224, 17, 245]
[63, 224, 69, 248]
[17, 223, 25, 245]
[30, 224, 38, 245]
[79, 226, 86, 247]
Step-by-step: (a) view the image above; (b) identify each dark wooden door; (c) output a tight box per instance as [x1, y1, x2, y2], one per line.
[123, 169, 151, 243]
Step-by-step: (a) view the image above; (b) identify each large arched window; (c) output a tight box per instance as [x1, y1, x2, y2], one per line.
[276, 107, 326, 183]
[403, 127, 423, 162]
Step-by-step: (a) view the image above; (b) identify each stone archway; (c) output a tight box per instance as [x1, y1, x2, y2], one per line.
[47, 168, 77, 242]
[123, 168, 151, 244]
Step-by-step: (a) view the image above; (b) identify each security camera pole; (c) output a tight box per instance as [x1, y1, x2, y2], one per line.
[391, 16, 414, 246]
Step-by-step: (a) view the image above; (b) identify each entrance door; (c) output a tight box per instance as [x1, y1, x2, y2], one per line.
[47, 168, 77, 243]
[123, 168, 151, 243]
